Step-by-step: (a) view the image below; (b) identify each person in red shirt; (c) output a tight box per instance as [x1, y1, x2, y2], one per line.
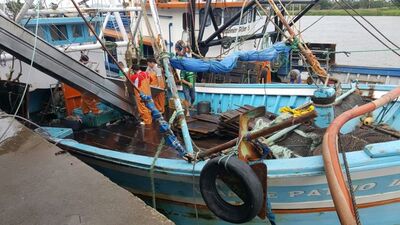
[129, 64, 153, 124]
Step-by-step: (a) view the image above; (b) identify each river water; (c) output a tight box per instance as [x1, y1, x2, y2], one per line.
[295, 16, 400, 68]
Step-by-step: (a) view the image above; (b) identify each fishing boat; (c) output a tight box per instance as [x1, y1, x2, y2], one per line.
[1, 0, 400, 224]
[38, 82, 400, 225]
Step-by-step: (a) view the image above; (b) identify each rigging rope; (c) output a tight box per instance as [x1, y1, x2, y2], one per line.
[234, 0, 248, 51]
[338, 134, 362, 225]
[334, 0, 400, 58]
[340, 0, 400, 50]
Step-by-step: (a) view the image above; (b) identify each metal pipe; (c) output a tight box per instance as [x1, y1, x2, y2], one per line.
[206, 32, 266, 47]
[131, 12, 142, 40]
[207, 7, 222, 40]
[197, 0, 211, 42]
[334, 83, 357, 105]
[113, 12, 129, 41]
[148, 0, 194, 153]
[98, 12, 111, 40]
[288, 0, 320, 27]
[168, 22, 173, 53]
[70, 0, 130, 81]
[198, 111, 317, 158]
[189, 0, 196, 52]
[0, 41, 129, 61]
[264, 124, 300, 145]
[15, 0, 35, 23]
[63, 41, 128, 52]
[322, 86, 400, 225]
[24, 7, 141, 16]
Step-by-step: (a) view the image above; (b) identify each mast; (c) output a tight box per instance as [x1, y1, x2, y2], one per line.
[147, 0, 194, 154]
[267, 0, 335, 83]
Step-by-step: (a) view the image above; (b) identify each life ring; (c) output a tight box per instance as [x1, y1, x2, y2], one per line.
[199, 156, 263, 224]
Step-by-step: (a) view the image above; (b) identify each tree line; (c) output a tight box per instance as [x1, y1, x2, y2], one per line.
[316, 0, 399, 10]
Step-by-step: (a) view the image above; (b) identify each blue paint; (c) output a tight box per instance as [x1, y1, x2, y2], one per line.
[42, 83, 400, 225]
[364, 140, 400, 158]
[331, 64, 400, 77]
[43, 127, 73, 139]
[314, 104, 335, 128]
[22, 17, 100, 45]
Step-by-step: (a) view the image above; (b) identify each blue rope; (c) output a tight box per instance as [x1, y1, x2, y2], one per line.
[139, 93, 188, 158]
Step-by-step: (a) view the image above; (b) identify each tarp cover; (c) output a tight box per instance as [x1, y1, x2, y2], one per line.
[170, 42, 291, 73]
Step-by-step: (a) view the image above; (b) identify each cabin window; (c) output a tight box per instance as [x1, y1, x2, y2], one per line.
[27, 25, 47, 40]
[224, 7, 246, 26]
[248, 8, 256, 23]
[213, 8, 222, 26]
[71, 24, 83, 38]
[182, 13, 188, 31]
[199, 9, 211, 27]
[224, 7, 256, 26]
[200, 8, 222, 27]
[50, 24, 68, 41]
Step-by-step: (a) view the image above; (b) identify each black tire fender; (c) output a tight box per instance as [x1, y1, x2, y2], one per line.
[199, 156, 263, 224]
[311, 93, 336, 105]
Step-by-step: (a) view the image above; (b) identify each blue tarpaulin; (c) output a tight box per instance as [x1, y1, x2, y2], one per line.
[170, 42, 291, 73]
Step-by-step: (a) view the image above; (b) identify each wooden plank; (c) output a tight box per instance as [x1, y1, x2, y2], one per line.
[192, 114, 220, 124]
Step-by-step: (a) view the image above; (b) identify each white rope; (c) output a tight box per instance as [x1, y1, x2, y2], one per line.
[0, 2, 41, 144]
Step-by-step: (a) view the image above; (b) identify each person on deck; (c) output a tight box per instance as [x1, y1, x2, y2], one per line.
[129, 64, 153, 125]
[79, 53, 101, 114]
[289, 69, 302, 84]
[175, 40, 196, 107]
[146, 58, 166, 114]
[118, 61, 128, 80]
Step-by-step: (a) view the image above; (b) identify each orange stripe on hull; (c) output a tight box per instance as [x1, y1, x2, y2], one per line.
[275, 197, 400, 214]
[135, 192, 400, 214]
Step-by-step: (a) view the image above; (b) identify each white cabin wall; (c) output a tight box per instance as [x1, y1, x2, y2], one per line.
[155, 7, 266, 57]
[0, 48, 108, 90]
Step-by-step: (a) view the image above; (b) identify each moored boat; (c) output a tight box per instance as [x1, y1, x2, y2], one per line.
[41, 82, 400, 225]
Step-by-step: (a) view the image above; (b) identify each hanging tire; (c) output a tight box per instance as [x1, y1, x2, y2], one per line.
[199, 156, 263, 224]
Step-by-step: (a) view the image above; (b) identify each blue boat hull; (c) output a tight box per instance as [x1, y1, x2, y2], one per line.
[47, 83, 400, 225]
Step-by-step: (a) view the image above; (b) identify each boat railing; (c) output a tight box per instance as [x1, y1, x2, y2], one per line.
[322, 86, 400, 225]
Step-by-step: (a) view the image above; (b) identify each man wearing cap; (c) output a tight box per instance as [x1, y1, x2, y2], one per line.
[175, 41, 196, 107]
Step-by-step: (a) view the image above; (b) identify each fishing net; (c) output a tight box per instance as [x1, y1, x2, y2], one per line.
[334, 92, 367, 117]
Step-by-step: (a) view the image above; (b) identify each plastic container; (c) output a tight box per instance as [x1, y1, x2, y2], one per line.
[197, 101, 211, 114]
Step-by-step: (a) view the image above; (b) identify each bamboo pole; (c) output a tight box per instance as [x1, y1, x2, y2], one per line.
[147, 0, 194, 153]
[266, 0, 336, 82]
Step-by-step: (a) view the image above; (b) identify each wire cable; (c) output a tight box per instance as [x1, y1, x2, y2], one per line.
[340, 0, 400, 50]
[0, 3, 41, 144]
[334, 0, 400, 58]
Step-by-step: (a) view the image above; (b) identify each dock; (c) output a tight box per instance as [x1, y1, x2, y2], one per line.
[0, 116, 174, 225]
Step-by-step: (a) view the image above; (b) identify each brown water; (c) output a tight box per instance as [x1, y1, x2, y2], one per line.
[298, 16, 400, 68]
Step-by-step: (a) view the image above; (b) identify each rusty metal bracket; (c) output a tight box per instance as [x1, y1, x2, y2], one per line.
[238, 106, 265, 162]
[250, 162, 267, 220]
